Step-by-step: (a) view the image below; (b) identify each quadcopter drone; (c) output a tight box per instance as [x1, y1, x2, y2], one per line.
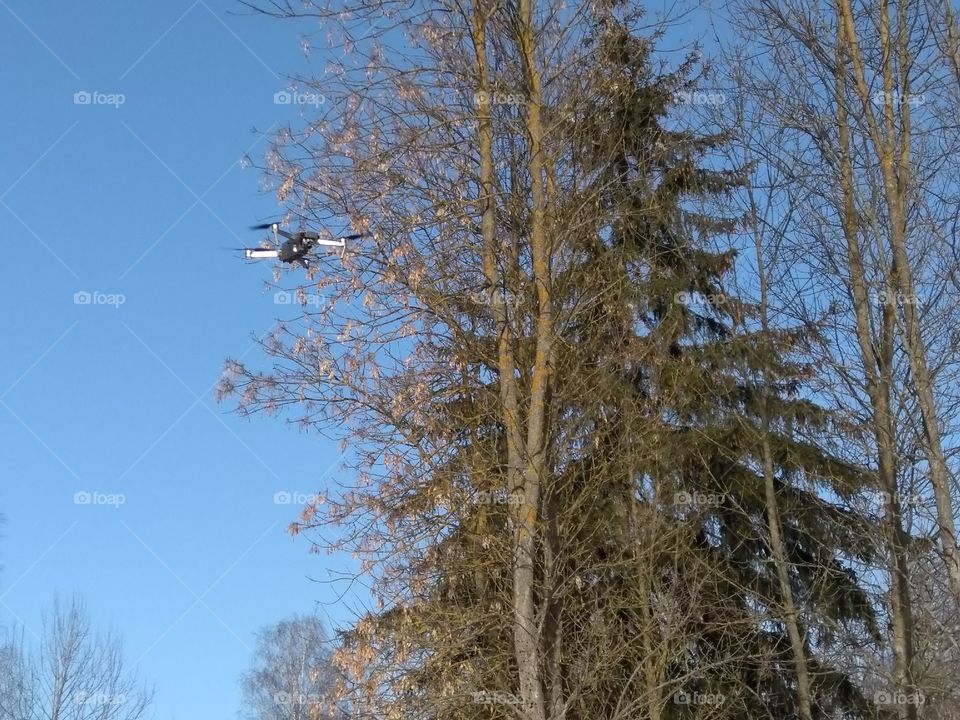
[242, 223, 366, 269]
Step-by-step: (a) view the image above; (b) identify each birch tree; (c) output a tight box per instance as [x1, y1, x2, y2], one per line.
[0, 597, 152, 720]
[240, 615, 340, 720]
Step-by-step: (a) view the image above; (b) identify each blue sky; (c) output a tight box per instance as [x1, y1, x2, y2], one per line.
[0, 2, 360, 718]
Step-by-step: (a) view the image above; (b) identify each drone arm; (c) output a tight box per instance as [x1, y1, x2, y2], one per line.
[311, 238, 347, 248]
[244, 248, 280, 259]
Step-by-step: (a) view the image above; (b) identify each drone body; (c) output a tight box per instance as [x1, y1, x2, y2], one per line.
[242, 223, 363, 268]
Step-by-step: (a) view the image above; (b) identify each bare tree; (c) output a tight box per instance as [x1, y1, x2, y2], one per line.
[1, 596, 152, 720]
[0, 629, 35, 720]
[240, 615, 340, 720]
[728, 0, 960, 716]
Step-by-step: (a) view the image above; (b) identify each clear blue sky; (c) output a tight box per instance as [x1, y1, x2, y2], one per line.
[0, 2, 360, 719]
[0, 2, 721, 718]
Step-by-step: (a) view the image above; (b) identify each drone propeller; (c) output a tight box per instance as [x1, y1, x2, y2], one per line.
[252, 223, 299, 241]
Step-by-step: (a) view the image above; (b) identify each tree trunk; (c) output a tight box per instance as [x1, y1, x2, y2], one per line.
[513, 0, 552, 716]
[747, 162, 815, 720]
[836, 0, 960, 608]
[834, 19, 919, 716]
